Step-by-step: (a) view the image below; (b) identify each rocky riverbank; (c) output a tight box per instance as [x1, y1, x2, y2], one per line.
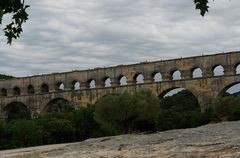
[1, 121, 240, 158]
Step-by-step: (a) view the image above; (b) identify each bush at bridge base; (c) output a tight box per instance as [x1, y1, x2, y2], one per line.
[94, 90, 160, 134]
[0, 119, 42, 150]
[214, 92, 240, 121]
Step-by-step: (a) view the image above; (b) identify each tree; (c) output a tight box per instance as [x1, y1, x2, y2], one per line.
[72, 105, 99, 140]
[0, 0, 29, 44]
[0, 1, 211, 44]
[95, 90, 159, 134]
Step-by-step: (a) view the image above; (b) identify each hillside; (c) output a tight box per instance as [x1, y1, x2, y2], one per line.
[0, 74, 14, 80]
[1, 121, 240, 158]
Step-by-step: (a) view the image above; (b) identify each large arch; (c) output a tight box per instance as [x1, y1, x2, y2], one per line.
[4, 102, 31, 121]
[159, 87, 200, 111]
[218, 82, 240, 97]
[43, 98, 74, 113]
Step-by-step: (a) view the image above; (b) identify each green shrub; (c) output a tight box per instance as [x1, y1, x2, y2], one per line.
[72, 105, 99, 140]
[2, 120, 41, 149]
[95, 90, 159, 134]
[158, 90, 209, 131]
[214, 94, 240, 120]
[228, 106, 240, 121]
[36, 113, 75, 144]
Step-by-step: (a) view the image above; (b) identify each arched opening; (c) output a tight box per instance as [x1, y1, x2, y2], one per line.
[27, 85, 35, 94]
[216, 82, 240, 120]
[172, 70, 182, 80]
[159, 88, 199, 109]
[158, 88, 201, 130]
[4, 102, 31, 121]
[134, 73, 144, 84]
[88, 79, 96, 89]
[219, 82, 240, 97]
[13, 86, 21, 96]
[118, 75, 128, 86]
[56, 82, 64, 91]
[160, 88, 185, 98]
[192, 67, 203, 78]
[236, 64, 240, 74]
[1, 88, 7, 96]
[72, 81, 80, 90]
[104, 77, 111, 87]
[153, 72, 162, 82]
[43, 98, 74, 113]
[41, 83, 49, 93]
[213, 65, 224, 76]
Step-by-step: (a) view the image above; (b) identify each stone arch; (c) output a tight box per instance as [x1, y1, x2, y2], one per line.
[27, 85, 35, 94]
[56, 82, 65, 91]
[213, 65, 224, 76]
[41, 83, 49, 93]
[134, 73, 144, 84]
[1, 88, 7, 96]
[235, 63, 240, 74]
[87, 79, 96, 89]
[192, 67, 203, 78]
[43, 98, 74, 113]
[13, 86, 21, 96]
[152, 72, 162, 82]
[103, 76, 111, 87]
[159, 87, 200, 110]
[171, 69, 182, 80]
[4, 102, 31, 121]
[159, 87, 184, 99]
[118, 75, 128, 86]
[218, 82, 240, 97]
[72, 80, 80, 90]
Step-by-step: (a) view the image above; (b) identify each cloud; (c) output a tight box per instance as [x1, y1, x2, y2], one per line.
[0, 0, 239, 77]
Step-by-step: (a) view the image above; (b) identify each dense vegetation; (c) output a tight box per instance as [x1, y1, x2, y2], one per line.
[0, 89, 239, 150]
[0, 74, 14, 80]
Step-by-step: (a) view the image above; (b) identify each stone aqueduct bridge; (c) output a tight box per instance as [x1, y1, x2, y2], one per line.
[1, 51, 240, 119]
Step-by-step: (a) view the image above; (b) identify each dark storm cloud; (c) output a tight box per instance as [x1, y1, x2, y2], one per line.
[0, 0, 239, 76]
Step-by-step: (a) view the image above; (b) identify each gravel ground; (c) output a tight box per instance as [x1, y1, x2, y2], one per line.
[1, 121, 240, 158]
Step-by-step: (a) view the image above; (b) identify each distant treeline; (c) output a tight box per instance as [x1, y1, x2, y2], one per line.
[0, 89, 240, 150]
[0, 74, 14, 79]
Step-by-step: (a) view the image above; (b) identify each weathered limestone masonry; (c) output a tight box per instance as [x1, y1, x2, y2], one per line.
[0, 51, 240, 119]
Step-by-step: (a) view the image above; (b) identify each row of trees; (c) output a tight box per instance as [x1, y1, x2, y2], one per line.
[1, 89, 239, 150]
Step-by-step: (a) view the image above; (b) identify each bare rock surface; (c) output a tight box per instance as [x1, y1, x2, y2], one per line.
[1, 121, 240, 158]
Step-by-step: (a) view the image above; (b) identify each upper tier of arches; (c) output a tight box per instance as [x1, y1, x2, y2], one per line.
[0, 52, 239, 97]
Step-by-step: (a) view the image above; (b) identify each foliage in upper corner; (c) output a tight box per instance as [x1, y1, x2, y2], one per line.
[194, 0, 212, 16]
[0, 0, 29, 45]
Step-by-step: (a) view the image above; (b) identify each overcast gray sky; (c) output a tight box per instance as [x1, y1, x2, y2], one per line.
[0, 0, 239, 77]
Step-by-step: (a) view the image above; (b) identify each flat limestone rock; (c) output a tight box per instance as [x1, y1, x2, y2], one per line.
[1, 121, 240, 158]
